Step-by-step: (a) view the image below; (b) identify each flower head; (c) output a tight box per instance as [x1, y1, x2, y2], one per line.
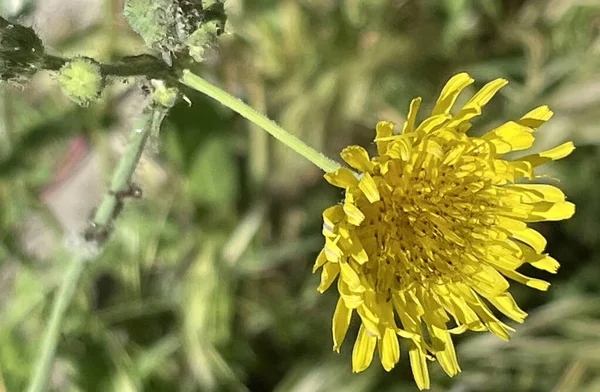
[314, 73, 575, 389]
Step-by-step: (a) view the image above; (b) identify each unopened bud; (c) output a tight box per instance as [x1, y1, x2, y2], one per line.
[151, 79, 179, 108]
[57, 57, 105, 106]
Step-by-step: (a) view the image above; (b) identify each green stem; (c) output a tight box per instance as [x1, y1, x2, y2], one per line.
[43, 54, 174, 80]
[26, 255, 85, 392]
[92, 110, 153, 228]
[89, 106, 167, 241]
[26, 105, 166, 392]
[179, 69, 342, 173]
[100, 55, 174, 79]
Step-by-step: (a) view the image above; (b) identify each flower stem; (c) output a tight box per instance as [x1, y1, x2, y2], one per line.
[26, 104, 166, 392]
[26, 255, 85, 392]
[179, 69, 342, 173]
[86, 106, 166, 242]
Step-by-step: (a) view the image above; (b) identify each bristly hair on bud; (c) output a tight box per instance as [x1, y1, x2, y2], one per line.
[123, 0, 226, 65]
[57, 57, 105, 107]
[0, 16, 45, 86]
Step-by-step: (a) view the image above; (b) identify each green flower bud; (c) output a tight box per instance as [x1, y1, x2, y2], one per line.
[151, 79, 179, 108]
[57, 57, 105, 106]
[0, 17, 45, 86]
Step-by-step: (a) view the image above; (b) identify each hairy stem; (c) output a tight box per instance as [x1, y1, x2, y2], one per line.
[87, 105, 167, 241]
[43, 54, 174, 80]
[179, 69, 342, 173]
[26, 104, 166, 392]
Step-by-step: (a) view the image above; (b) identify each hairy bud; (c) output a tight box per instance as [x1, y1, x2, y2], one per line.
[57, 57, 105, 106]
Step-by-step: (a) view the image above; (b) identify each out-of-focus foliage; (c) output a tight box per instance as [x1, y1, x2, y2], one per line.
[0, 0, 599, 391]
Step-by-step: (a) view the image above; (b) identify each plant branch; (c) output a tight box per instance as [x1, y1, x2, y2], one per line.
[43, 54, 174, 80]
[26, 104, 167, 392]
[26, 254, 85, 392]
[85, 105, 167, 243]
[179, 69, 342, 173]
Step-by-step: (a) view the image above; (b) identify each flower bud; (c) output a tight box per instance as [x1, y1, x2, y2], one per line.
[151, 79, 179, 108]
[0, 17, 45, 86]
[57, 57, 105, 106]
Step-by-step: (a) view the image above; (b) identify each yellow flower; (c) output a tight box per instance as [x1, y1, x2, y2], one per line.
[314, 73, 575, 389]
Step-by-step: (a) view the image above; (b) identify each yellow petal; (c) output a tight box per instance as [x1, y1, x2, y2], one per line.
[482, 121, 535, 154]
[526, 201, 575, 222]
[408, 342, 430, 390]
[517, 105, 553, 129]
[467, 297, 513, 341]
[487, 292, 528, 323]
[425, 138, 444, 159]
[339, 262, 365, 293]
[378, 328, 400, 371]
[322, 205, 344, 237]
[517, 141, 575, 167]
[507, 184, 566, 203]
[323, 204, 344, 223]
[375, 121, 394, 155]
[429, 326, 460, 376]
[341, 145, 374, 173]
[402, 97, 422, 133]
[497, 215, 527, 231]
[352, 324, 377, 373]
[415, 114, 451, 134]
[432, 72, 474, 116]
[324, 167, 359, 188]
[324, 238, 343, 262]
[449, 78, 508, 126]
[415, 289, 450, 328]
[317, 262, 340, 293]
[510, 227, 547, 253]
[345, 233, 369, 265]
[529, 254, 560, 273]
[444, 293, 481, 327]
[498, 267, 550, 291]
[338, 279, 364, 308]
[357, 304, 381, 338]
[465, 78, 508, 109]
[486, 252, 522, 271]
[349, 243, 369, 265]
[332, 297, 353, 352]
[358, 172, 380, 203]
[343, 200, 365, 226]
[385, 138, 412, 161]
[540, 141, 575, 159]
[312, 249, 327, 273]
[471, 265, 510, 298]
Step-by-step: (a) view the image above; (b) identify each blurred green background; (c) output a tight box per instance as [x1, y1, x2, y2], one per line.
[1, 0, 599, 391]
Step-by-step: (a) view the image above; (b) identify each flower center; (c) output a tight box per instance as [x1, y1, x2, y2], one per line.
[356, 158, 498, 294]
